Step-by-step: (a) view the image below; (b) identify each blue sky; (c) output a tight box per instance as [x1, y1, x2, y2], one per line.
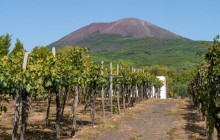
[1, 0, 220, 52]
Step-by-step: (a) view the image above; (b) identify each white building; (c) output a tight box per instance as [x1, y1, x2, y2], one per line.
[156, 76, 167, 99]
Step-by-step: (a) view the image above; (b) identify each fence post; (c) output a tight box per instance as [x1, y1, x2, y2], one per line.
[22, 52, 28, 70]
[110, 62, 113, 117]
[101, 61, 105, 120]
[52, 47, 56, 57]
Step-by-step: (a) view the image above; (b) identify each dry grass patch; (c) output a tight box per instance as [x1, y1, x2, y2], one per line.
[165, 99, 208, 140]
[0, 97, 160, 140]
[167, 127, 178, 140]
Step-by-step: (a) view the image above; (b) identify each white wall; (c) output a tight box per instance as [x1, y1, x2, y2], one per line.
[156, 76, 166, 99]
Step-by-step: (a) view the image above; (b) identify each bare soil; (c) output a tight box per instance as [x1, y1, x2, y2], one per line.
[96, 99, 177, 140]
[0, 97, 215, 140]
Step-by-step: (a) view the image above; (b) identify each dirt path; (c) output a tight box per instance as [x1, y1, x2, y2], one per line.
[96, 99, 179, 140]
[0, 98, 210, 140]
[94, 98, 216, 140]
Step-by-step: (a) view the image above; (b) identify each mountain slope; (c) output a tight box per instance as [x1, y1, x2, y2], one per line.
[48, 18, 186, 49]
[80, 35, 205, 70]
[47, 18, 206, 70]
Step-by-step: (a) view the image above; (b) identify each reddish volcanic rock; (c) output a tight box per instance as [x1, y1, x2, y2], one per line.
[50, 18, 185, 48]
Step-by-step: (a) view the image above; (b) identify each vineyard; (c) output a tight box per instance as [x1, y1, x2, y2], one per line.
[0, 33, 219, 140]
[0, 44, 163, 140]
[188, 35, 220, 140]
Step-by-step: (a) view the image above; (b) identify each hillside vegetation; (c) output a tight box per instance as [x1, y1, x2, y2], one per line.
[48, 32, 207, 70]
[47, 18, 208, 70]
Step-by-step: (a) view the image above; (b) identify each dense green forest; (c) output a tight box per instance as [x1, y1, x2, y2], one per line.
[48, 32, 207, 70]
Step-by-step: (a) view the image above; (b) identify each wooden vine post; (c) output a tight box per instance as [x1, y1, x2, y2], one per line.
[12, 92, 21, 140]
[141, 69, 144, 101]
[46, 89, 52, 125]
[101, 61, 105, 120]
[72, 84, 78, 137]
[116, 64, 120, 114]
[12, 52, 29, 140]
[52, 47, 56, 57]
[120, 66, 126, 111]
[22, 52, 28, 70]
[45, 47, 55, 126]
[45, 47, 56, 126]
[135, 68, 138, 102]
[20, 52, 29, 140]
[109, 63, 121, 116]
[110, 62, 113, 117]
[52, 47, 61, 140]
[131, 67, 134, 99]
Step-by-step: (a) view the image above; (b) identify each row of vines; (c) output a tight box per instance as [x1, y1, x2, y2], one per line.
[0, 44, 163, 139]
[188, 35, 220, 140]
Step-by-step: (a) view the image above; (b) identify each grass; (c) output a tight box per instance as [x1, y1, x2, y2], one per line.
[165, 108, 185, 120]
[165, 99, 209, 140]
[167, 128, 178, 140]
[128, 137, 137, 140]
[107, 122, 120, 130]
[128, 134, 143, 140]
[96, 119, 105, 125]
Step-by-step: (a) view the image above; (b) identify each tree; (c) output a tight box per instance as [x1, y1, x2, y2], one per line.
[10, 39, 24, 56]
[0, 33, 12, 57]
[31, 46, 51, 58]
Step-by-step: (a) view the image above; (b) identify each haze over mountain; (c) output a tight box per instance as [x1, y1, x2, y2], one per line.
[47, 18, 205, 70]
[48, 18, 186, 49]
